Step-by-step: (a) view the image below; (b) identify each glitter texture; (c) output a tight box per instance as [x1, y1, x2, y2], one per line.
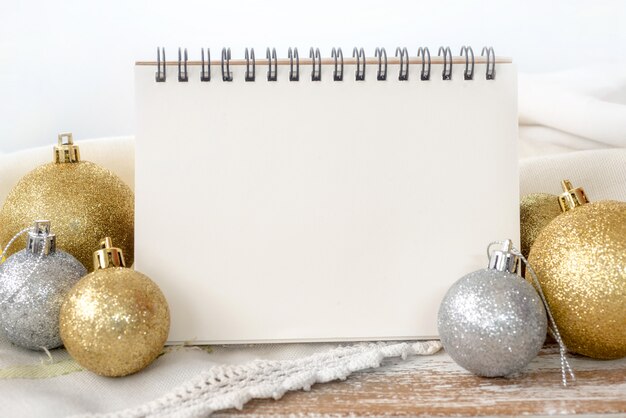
[438, 269, 547, 377]
[0, 249, 86, 350]
[0, 161, 134, 271]
[60, 267, 170, 377]
[520, 193, 562, 258]
[528, 200, 626, 359]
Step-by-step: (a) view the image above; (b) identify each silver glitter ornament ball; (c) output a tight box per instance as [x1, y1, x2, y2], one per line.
[438, 243, 547, 377]
[0, 221, 86, 350]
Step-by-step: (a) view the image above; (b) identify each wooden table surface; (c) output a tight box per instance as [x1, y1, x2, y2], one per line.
[215, 345, 626, 417]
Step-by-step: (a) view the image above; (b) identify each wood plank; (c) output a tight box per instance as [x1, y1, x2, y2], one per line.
[214, 345, 626, 417]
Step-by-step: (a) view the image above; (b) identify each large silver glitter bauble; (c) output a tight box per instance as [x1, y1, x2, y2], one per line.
[438, 269, 547, 377]
[0, 250, 86, 350]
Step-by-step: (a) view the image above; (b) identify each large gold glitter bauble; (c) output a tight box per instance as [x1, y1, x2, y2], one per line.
[520, 193, 561, 258]
[528, 181, 626, 359]
[60, 238, 170, 377]
[0, 133, 134, 270]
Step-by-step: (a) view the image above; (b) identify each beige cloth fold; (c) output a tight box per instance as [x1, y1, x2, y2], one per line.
[520, 148, 626, 200]
[518, 68, 626, 157]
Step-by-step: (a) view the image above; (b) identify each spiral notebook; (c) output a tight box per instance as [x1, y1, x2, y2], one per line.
[135, 46, 519, 344]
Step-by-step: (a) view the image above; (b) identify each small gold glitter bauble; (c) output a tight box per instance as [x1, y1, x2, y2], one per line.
[60, 238, 169, 377]
[0, 133, 134, 271]
[528, 180, 626, 359]
[520, 193, 561, 258]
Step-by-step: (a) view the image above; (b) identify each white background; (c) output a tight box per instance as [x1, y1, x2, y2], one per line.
[1, 0, 625, 153]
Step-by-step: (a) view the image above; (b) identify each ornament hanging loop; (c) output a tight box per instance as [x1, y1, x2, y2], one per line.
[1, 225, 34, 263]
[54, 132, 81, 163]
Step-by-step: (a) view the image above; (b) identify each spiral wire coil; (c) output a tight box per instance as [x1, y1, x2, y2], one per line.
[153, 46, 498, 83]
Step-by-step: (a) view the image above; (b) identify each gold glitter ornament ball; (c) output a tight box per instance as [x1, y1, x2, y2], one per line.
[0, 133, 134, 270]
[60, 238, 169, 377]
[528, 181, 626, 359]
[520, 193, 562, 258]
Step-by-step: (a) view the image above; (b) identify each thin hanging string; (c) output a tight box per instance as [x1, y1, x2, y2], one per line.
[0, 226, 47, 307]
[487, 240, 576, 387]
[516, 249, 576, 387]
[0, 226, 32, 261]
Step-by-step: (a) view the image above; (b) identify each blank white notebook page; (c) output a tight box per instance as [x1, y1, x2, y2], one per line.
[135, 54, 518, 344]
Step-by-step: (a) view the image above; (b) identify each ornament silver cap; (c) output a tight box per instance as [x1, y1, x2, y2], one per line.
[487, 239, 519, 274]
[26, 220, 56, 256]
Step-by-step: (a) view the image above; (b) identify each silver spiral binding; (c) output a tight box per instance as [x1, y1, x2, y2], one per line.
[482, 47, 496, 80]
[178, 48, 188, 82]
[375, 48, 387, 80]
[331, 47, 343, 81]
[221, 48, 233, 82]
[438, 46, 452, 80]
[288, 47, 299, 81]
[200, 48, 210, 82]
[245, 48, 255, 82]
[460, 46, 474, 80]
[152, 46, 498, 82]
[353, 47, 365, 81]
[417, 47, 431, 80]
[310, 47, 321, 81]
[395, 47, 409, 81]
[266, 48, 277, 81]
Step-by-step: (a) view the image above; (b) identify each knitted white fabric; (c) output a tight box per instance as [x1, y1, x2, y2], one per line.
[77, 341, 441, 418]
